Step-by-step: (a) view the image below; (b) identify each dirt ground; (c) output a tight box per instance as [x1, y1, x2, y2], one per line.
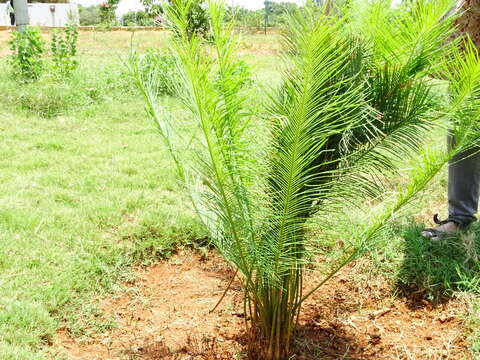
[0, 30, 11, 56]
[55, 250, 472, 360]
[0, 29, 281, 58]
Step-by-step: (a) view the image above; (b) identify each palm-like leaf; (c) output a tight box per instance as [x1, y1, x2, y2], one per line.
[131, 1, 480, 359]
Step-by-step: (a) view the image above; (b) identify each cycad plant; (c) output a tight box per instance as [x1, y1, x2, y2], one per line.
[130, 0, 480, 358]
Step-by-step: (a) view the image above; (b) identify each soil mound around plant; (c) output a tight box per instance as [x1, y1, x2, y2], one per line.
[56, 250, 471, 359]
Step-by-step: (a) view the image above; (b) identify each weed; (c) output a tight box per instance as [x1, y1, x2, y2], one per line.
[213, 59, 253, 91]
[9, 27, 45, 82]
[130, 49, 253, 98]
[51, 24, 79, 78]
[0, 60, 137, 119]
[131, 49, 182, 96]
[17, 79, 83, 118]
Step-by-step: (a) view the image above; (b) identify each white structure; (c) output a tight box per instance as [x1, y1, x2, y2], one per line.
[0, 3, 79, 26]
[0, 3, 10, 25]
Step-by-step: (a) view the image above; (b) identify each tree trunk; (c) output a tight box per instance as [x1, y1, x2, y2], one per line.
[456, 0, 480, 49]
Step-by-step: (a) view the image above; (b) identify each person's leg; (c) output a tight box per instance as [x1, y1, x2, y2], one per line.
[447, 137, 480, 227]
[10, 14, 15, 26]
[422, 137, 480, 239]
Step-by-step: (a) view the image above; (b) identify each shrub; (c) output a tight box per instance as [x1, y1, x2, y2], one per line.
[130, 50, 252, 97]
[213, 59, 253, 91]
[9, 27, 45, 82]
[130, 50, 181, 96]
[51, 24, 79, 77]
[134, 1, 480, 358]
[184, 0, 209, 37]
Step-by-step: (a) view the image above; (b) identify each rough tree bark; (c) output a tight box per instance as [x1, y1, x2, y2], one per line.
[455, 0, 480, 48]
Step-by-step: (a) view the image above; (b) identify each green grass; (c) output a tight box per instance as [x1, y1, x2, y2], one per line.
[391, 218, 480, 357]
[0, 53, 202, 359]
[0, 30, 283, 359]
[395, 223, 480, 297]
[1, 29, 480, 359]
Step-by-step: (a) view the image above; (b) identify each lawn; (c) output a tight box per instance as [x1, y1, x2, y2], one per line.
[0, 28, 479, 360]
[0, 29, 282, 359]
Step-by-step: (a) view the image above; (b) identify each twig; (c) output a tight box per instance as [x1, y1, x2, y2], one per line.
[368, 308, 392, 320]
[209, 268, 239, 313]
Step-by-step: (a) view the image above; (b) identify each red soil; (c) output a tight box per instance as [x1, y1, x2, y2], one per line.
[55, 250, 471, 359]
[0, 31, 12, 57]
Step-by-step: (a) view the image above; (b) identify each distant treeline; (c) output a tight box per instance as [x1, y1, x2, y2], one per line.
[78, 1, 300, 28]
[0, 0, 299, 28]
[231, 2, 299, 30]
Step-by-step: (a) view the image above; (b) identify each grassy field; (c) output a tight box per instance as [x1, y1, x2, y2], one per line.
[0, 29, 282, 360]
[0, 29, 480, 359]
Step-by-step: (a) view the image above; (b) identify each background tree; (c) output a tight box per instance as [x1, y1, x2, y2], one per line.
[169, 0, 209, 37]
[78, 5, 101, 25]
[228, 2, 299, 30]
[99, 0, 119, 24]
[121, 10, 156, 26]
[265, 1, 298, 26]
[140, 0, 164, 17]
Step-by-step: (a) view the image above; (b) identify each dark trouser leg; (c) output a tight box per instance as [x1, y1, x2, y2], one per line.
[10, 14, 14, 26]
[448, 137, 480, 227]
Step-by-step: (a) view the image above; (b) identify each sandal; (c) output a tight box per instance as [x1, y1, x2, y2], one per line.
[421, 214, 459, 241]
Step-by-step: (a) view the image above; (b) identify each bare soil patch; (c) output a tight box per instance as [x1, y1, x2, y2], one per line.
[56, 250, 471, 359]
[0, 31, 11, 56]
[0, 30, 281, 58]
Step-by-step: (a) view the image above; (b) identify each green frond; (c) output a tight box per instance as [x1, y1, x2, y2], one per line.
[442, 37, 480, 152]
[349, 0, 458, 74]
[132, 0, 480, 358]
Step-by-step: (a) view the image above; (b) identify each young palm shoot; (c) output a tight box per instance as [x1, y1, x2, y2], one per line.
[131, 0, 480, 359]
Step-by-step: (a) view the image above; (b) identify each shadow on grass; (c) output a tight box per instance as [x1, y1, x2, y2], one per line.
[396, 221, 480, 305]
